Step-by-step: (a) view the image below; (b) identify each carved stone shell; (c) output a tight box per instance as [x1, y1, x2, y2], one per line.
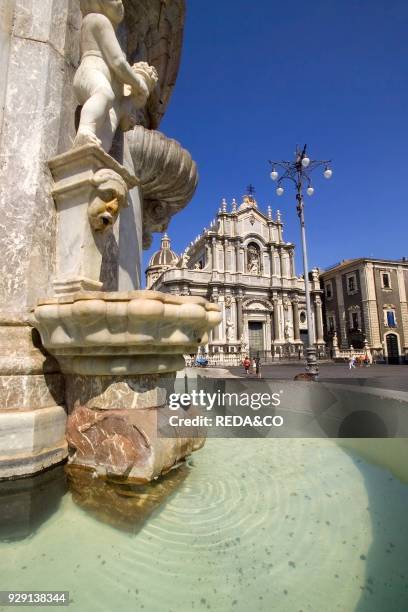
[127, 126, 198, 248]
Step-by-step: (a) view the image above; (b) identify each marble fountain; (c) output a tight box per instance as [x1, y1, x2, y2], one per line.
[0, 3, 407, 612]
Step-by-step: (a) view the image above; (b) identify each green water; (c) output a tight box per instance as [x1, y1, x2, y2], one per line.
[1, 439, 407, 612]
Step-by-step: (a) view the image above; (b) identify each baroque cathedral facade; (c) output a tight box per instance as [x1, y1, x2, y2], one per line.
[146, 193, 325, 358]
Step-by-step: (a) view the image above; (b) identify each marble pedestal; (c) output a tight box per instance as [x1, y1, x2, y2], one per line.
[65, 374, 204, 483]
[0, 323, 67, 480]
[49, 145, 139, 294]
[33, 290, 221, 481]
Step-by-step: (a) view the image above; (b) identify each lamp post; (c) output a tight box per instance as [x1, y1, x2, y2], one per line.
[269, 145, 332, 378]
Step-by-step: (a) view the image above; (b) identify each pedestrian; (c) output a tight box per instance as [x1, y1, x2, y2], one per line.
[243, 356, 251, 375]
[252, 358, 257, 375]
[348, 355, 356, 370]
[255, 356, 262, 378]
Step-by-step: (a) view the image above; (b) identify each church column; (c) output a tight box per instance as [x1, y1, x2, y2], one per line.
[265, 312, 272, 351]
[269, 312, 274, 345]
[206, 240, 212, 269]
[211, 292, 220, 341]
[243, 311, 248, 345]
[224, 239, 228, 273]
[314, 295, 324, 343]
[262, 248, 268, 276]
[282, 297, 290, 336]
[279, 248, 284, 279]
[235, 240, 240, 273]
[269, 245, 275, 280]
[289, 249, 295, 277]
[273, 298, 280, 343]
[211, 237, 217, 272]
[236, 291, 243, 339]
[292, 298, 300, 341]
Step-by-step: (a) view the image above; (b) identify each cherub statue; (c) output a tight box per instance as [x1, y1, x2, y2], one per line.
[74, 0, 158, 152]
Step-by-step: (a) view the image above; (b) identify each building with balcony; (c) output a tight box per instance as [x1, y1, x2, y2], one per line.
[146, 193, 325, 359]
[320, 258, 408, 363]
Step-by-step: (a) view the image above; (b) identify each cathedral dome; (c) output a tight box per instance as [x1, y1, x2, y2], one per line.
[148, 234, 178, 267]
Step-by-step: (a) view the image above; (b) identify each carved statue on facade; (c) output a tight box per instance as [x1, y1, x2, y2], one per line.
[240, 334, 248, 354]
[88, 169, 127, 232]
[247, 246, 260, 274]
[284, 321, 292, 340]
[181, 251, 190, 268]
[226, 319, 234, 341]
[311, 267, 320, 283]
[74, 0, 158, 152]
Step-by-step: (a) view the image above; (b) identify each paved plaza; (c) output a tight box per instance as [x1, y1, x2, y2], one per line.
[226, 362, 408, 392]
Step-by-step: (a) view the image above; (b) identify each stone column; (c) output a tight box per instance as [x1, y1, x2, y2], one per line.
[224, 239, 228, 273]
[314, 296, 324, 343]
[279, 249, 284, 280]
[292, 299, 300, 341]
[265, 314, 272, 351]
[206, 241, 212, 269]
[360, 264, 381, 348]
[289, 249, 295, 277]
[235, 241, 240, 273]
[273, 299, 280, 343]
[236, 293, 243, 339]
[243, 312, 248, 345]
[211, 293, 220, 341]
[335, 275, 348, 348]
[397, 266, 408, 351]
[269, 246, 275, 280]
[212, 238, 218, 272]
[332, 332, 340, 358]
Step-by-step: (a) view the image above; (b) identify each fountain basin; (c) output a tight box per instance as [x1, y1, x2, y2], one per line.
[32, 290, 221, 482]
[34, 290, 221, 375]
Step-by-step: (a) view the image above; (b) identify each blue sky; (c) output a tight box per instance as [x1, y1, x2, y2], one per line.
[143, 0, 408, 282]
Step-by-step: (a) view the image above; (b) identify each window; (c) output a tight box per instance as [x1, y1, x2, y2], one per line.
[385, 310, 396, 328]
[346, 273, 358, 294]
[325, 281, 333, 300]
[348, 307, 361, 330]
[300, 312, 306, 324]
[381, 272, 391, 289]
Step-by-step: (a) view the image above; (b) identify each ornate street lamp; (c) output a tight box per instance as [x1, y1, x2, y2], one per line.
[269, 145, 332, 378]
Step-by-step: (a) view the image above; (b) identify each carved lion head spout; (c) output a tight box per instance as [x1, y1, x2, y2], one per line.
[88, 169, 128, 232]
